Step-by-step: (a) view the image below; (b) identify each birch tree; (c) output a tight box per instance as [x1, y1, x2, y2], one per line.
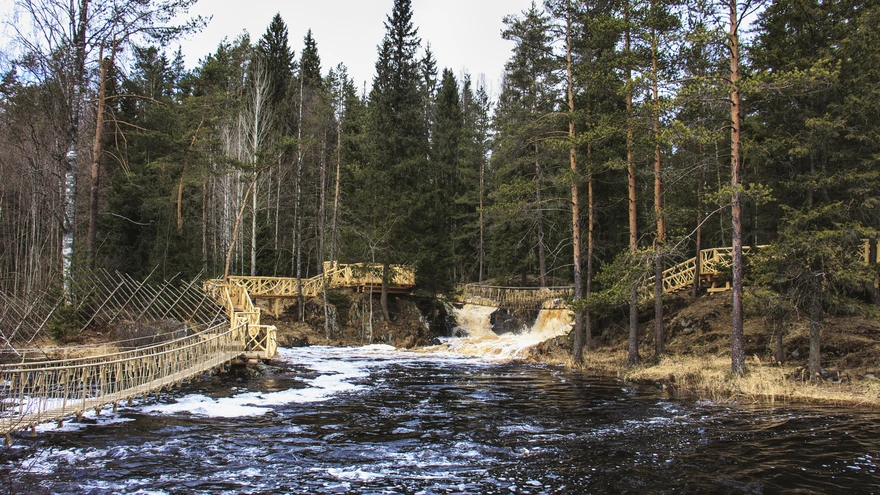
[8, 0, 205, 287]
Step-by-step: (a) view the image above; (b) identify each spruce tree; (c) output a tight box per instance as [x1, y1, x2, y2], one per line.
[360, 0, 429, 319]
[421, 68, 462, 293]
[256, 13, 295, 115]
[493, 3, 560, 285]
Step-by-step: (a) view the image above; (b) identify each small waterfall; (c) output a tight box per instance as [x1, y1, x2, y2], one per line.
[431, 303, 573, 359]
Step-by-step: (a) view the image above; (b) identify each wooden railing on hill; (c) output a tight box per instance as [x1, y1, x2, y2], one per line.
[0, 321, 246, 438]
[643, 246, 768, 296]
[217, 282, 277, 359]
[214, 263, 416, 318]
[224, 262, 415, 299]
[458, 242, 878, 310]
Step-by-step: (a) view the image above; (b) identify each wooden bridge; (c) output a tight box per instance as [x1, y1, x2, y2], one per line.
[453, 248, 758, 310]
[455, 285, 575, 310]
[642, 246, 767, 297]
[214, 262, 416, 317]
[0, 320, 253, 440]
[0, 262, 414, 439]
[461, 242, 880, 310]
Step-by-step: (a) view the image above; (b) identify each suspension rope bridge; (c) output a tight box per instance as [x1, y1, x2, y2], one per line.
[0, 263, 415, 439]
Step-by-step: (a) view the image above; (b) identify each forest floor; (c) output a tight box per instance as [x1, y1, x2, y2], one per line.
[527, 291, 880, 408]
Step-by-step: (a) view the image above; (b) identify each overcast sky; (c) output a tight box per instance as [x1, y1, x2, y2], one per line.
[176, 0, 537, 95]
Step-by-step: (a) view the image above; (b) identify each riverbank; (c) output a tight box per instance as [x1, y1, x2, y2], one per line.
[39, 288, 880, 409]
[262, 289, 880, 408]
[526, 292, 880, 408]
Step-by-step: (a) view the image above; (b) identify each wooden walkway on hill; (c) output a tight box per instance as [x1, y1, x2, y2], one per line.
[457, 242, 880, 310]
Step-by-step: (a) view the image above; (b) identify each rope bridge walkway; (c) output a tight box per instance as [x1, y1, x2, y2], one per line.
[0, 263, 414, 439]
[0, 321, 248, 439]
[455, 285, 574, 311]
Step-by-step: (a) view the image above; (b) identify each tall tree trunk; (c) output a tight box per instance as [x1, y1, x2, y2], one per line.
[250, 174, 257, 276]
[294, 74, 305, 320]
[319, 131, 329, 337]
[62, 0, 90, 301]
[87, 49, 109, 270]
[201, 179, 208, 274]
[331, 120, 342, 263]
[319, 131, 327, 272]
[692, 144, 705, 298]
[586, 163, 594, 352]
[809, 291, 822, 377]
[729, 0, 746, 375]
[535, 148, 547, 287]
[564, 2, 585, 363]
[478, 156, 485, 283]
[626, 0, 639, 367]
[651, 22, 665, 358]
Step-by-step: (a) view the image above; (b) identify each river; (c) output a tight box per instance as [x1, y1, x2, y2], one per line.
[1, 309, 878, 494]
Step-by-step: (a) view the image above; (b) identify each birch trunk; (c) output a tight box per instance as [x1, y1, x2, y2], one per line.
[224, 173, 260, 280]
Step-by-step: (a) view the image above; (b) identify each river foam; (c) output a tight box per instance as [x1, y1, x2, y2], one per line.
[428, 304, 574, 359]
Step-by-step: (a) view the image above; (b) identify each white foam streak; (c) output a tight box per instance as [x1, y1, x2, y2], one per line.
[142, 347, 373, 418]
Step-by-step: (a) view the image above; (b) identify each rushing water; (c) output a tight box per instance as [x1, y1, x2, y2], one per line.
[1, 309, 878, 494]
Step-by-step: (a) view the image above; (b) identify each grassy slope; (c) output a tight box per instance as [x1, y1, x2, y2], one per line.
[528, 292, 880, 408]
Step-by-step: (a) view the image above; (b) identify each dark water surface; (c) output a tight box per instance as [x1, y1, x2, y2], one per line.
[1, 345, 878, 494]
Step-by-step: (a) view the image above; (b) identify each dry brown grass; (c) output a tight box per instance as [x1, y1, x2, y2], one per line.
[540, 292, 880, 409]
[571, 350, 880, 408]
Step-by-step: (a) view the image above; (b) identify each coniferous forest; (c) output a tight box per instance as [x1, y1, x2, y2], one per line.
[1, 0, 879, 373]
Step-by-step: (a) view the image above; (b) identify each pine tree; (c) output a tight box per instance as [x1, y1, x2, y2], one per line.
[493, 3, 560, 285]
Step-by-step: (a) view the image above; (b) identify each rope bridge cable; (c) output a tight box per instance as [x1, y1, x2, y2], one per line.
[0, 262, 418, 438]
[0, 321, 248, 437]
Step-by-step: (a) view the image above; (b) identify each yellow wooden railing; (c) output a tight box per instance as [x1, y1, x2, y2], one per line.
[456, 284, 574, 310]
[224, 262, 415, 299]
[214, 263, 416, 319]
[214, 282, 276, 359]
[643, 246, 768, 296]
[0, 321, 247, 437]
